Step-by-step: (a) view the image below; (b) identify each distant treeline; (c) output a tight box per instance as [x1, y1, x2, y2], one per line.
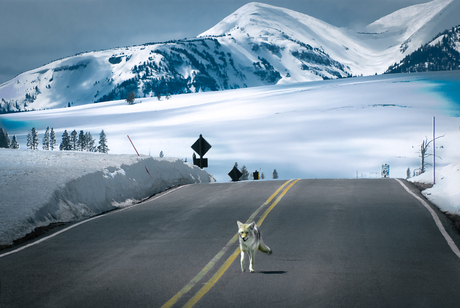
[0, 127, 109, 153]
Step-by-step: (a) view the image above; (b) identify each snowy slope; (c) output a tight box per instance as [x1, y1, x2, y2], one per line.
[387, 25, 460, 73]
[364, 0, 453, 49]
[0, 149, 214, 245]
[360, 0, 453, 71]
[199, 2, 356, 76]
[2, 70, 460, 181]
[200, 2, 374, 76]
[1, 0, 458, 113]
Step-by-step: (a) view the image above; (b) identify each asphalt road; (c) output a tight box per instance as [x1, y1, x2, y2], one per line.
[1, 179, 460, 307]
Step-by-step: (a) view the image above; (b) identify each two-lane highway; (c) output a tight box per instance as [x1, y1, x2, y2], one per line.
[1, 179, 460, 307]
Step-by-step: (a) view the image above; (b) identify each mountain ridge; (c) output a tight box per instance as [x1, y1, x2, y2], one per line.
[0, 0, 458, 113]
[386, 25, 460, 73]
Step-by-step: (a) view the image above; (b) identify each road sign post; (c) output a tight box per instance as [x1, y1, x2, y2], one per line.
[191, 134, 211, 169]
[228, 166, 243, 181]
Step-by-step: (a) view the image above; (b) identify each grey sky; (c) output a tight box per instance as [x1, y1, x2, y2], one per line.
[0, 0, 456, 84]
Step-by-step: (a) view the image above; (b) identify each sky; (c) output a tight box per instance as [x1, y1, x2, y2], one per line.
[0, 0, 455, 85]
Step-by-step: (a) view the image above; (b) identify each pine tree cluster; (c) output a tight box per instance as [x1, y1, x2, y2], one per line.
[59, 129, 109, 153]
[232, 162, 275, 181]
[1, 127, 109, 153]
[0, 128, 19, 149]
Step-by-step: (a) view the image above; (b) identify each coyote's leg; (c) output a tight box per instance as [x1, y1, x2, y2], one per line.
[240, 250, 246, 272]
[248, 250, 255, 273]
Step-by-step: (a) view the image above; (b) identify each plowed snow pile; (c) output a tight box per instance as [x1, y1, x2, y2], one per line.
[0, 148, 214, 245]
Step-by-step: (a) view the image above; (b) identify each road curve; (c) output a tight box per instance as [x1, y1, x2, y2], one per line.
[1, 179, 460, 307]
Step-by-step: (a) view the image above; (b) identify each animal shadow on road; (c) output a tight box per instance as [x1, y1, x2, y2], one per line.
[258, 271, 287, 274]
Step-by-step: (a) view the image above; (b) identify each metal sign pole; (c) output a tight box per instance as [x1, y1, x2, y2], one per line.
[191, 134, 211, 169]
[199, 135, 203, 169]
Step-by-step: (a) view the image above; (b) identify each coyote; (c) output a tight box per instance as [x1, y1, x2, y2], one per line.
[237, 221, 272, 272]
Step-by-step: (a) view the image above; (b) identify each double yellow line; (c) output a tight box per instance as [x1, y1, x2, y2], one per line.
[162, 179, 300, 308]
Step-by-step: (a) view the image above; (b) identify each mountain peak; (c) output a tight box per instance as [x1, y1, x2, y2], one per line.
[199, 2, 279, 36]
[199, 2, 332, 38]
[365, 0, 453, 33]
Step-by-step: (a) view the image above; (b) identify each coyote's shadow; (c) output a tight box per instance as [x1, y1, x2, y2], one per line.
[258, 271, 287, 274]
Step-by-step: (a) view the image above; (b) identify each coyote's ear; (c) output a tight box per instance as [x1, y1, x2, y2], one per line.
[237, 221, 244, 228]
[249, 221, 256, 229]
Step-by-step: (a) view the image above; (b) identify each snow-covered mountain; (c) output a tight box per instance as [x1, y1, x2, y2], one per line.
[0, 0, 457, 113]
[386, 25, 460, 73]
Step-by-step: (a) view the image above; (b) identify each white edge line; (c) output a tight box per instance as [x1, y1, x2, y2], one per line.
[0, 185, 186, 259]
[395, 179, 460, 259]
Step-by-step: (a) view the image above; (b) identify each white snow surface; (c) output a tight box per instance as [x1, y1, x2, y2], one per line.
[0, 149, 214, 245]
[410, 162, 460, 215]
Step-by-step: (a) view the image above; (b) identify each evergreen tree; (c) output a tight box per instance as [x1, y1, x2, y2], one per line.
[126, 91, 136, 105]
[78, 130, 86, 151]
[85, 132, 96, 152]
[42, 127, 50, 150]
[272, 169, 279, 179]
[261, 172, 265, 180]
[27, 128, 39, 150]
[60, 130, 71, 151]
[10, 135, 19, 149]
[159, 151, 164, 158]
[70, 130, 78, 150]
[240, 165, 249, 180]
[0, 128, 11, 148]
[31, 128, 39, 150]
[50, 128, 57, 150]
[27, 132, 33, 150]
[97, 130, 109, 153]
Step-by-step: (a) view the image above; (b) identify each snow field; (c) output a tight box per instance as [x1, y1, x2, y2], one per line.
[0, 149, 214, 245]
[2, 71, 460, 183]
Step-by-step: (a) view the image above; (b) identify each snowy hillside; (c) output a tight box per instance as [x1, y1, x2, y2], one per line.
[1, 0, 458, 113]
[2, 70, 460, 182]
[387, 25, 460, 73]
[0, 148, 214, 245]
[363, 0, 453, 53]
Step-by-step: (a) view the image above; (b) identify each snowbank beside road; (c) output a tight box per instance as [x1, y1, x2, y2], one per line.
[409, 162, 460, 214]
[0, 148, 215, 245]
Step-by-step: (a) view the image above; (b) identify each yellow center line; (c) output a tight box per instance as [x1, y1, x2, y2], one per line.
[183, 179, 300, 308]
[183, 246, 241, 308]
[246, 179, 293, 224]
[161, 179, 294, 308]
[257, 179, 299, 226]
